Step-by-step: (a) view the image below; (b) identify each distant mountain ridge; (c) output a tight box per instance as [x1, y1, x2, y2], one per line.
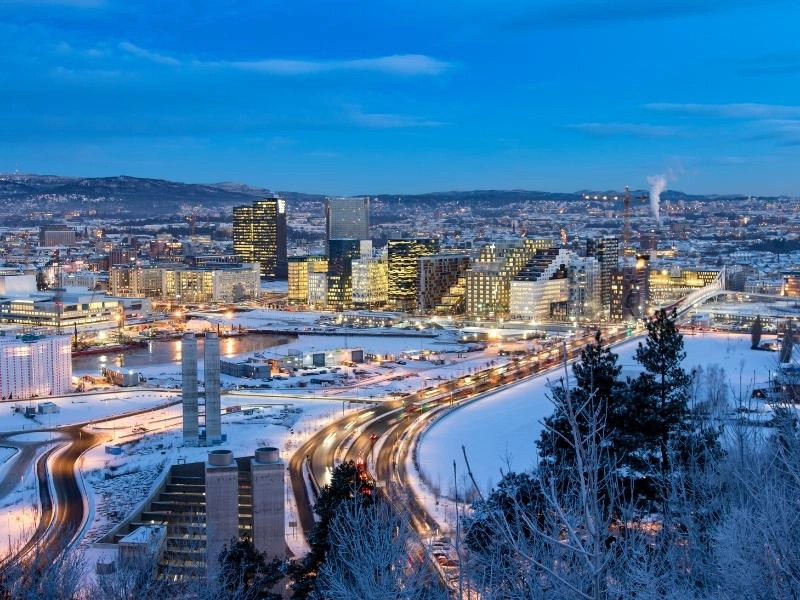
[0, 173, 760, 215]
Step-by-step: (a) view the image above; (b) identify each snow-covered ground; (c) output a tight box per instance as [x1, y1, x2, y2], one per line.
[0, 391, 179, 434]
[0, 442, 56, 559]
[102, 332, 489, 398]
[418, 332, 788, 497]
[79, 394, 365, 546]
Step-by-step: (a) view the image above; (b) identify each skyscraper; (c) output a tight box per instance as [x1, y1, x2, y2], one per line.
[387, 238, 439, 310]
[586, 236, 619, 316]
[326, 239, 363, 308]
[233, 197, 287, 280]
[325, 197, 369, 249]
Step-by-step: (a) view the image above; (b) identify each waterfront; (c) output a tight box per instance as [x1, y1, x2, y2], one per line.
[72, 333, 291, 375]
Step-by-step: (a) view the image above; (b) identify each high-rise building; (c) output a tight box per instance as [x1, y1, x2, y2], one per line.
[568, 256, 602, 320]
[509, 249, 574, 321]
[181, 333, 199, 445]
[387, 238, 440, 310]
[417, 254, 470, 313]
[204, 332, 222, 445]
[287, 256, 328, 305]
[307, 271, 328, 308]
[611, 257, 650, 321]
[205, 450, 239, 579]
[586, 236, 619, 317]
[250, 447, 285, 560]
[465, 239, 553, 319]
[233, 198, 287, 280]
[327, 239, 363, 308]
[0, 333, 71, 400]
[351, 256, 388, 308]
[326, 197, 369, 249]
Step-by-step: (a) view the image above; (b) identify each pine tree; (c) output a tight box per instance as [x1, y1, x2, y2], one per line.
[537, 330, 624, 471]
[217, 535, 283, 600]
[751, 315, 763, 349]
[631, 309, 691, 480]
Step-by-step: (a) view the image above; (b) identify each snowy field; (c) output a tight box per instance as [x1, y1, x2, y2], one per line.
[79, 394, 364, 550]
[0, 443, 56, 560]
[0, 391, 179, 434]
[418, 332, 787, 496]
[111, 332, 476, 397]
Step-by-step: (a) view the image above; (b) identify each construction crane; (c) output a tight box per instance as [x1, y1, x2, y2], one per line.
[622, 186, 649, 252]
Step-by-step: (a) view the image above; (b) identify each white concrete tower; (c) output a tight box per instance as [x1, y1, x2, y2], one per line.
[250, 447, 285, 559]
[204, 332, 222, 445]
[205, 449, 239, 579]
[181, 332, 199, 444]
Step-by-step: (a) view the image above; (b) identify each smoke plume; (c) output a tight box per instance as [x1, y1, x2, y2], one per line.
[646, 174, 667, 225]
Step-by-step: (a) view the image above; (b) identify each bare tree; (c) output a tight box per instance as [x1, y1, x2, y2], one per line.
[313, 497, 446, 600]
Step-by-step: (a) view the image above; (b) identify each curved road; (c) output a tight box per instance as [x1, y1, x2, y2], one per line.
[287, 329, 635, 540]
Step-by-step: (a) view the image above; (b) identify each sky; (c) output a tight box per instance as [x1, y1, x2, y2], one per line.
[1, 0, 800, 196]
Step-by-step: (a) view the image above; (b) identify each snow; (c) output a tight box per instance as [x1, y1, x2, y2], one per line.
[418, 333, 787, 496]
[0, 391, 179, 434]
[0, 442, 55, 560]
[78, 394, 366, 546]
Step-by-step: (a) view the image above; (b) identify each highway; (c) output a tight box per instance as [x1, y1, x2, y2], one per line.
[287, 328, 635, 544]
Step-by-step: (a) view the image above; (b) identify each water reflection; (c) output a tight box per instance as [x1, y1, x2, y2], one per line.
[72, 333, 288, 374]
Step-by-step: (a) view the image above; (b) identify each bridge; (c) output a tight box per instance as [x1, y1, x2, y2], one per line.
[656, 267, 791, 319]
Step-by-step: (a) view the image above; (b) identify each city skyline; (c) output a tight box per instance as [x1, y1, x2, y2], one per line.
[2, 1, 800, 196]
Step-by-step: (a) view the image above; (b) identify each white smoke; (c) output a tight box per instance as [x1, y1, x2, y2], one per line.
[646, 174, 667, 225]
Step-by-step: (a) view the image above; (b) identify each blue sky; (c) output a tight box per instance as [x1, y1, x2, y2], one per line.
[1, 0, 800, 195]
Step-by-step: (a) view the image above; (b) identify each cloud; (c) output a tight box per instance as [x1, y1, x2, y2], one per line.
[346, 107, 445, 129]
[507, 0, 777, 27]
[743, 120, 800, 145]
[229, 54, 451, 76]
[646, 102, 800, 119]
[565, 122, 680, 138]
[116, 42, 450, 76]
[119, 42, 180, 66]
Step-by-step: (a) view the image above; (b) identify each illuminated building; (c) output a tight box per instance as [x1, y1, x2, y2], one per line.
[509, 249, 574, 320]
[0, 333, 72, 400]
[387, 238, 439, 311]
[782, 272, 800, 298]
[351, 256, 388, 308]
[586, 236, 619, 317]
[568, 256, 601, 320]
[417, 254, 470, 313]
[287, 256, 328, 305]
[647, 266, 719, 306]
[465, 239, 553, 319]
[0, 291, 150, 329]
[611, 258, 650, 321]
[327, 239, 363, 308]
[233, 197, 288, 280]
[110, 263, 260, 303]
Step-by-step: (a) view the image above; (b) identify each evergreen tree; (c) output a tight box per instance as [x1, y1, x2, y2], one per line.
[291, 460, 374, 598]
[751, 315, 763, 349]
[464, 471, 546, 556]
[631, 309, 692, 480]
[537, 330, 625, 472]
[217, 535, 283, 600]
